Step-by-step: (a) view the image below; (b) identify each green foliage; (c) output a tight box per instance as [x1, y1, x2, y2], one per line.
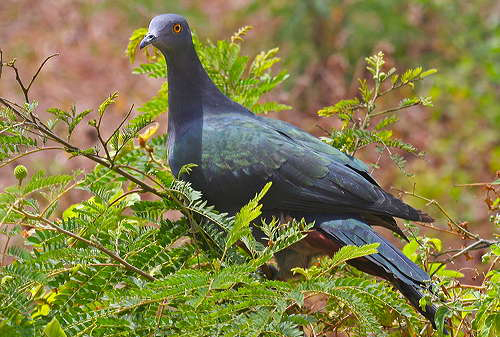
[47, 106, 92, 140]
[292, 243, 379, 280]
[0, 23, 497, 337]
[126, 26, 291, 114]
[318, 51, 433, 174]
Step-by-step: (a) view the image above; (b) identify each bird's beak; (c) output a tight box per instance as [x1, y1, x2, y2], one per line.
[139, 33, 157, 49]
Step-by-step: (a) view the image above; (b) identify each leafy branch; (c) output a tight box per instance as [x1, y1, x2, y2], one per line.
[318, 51, 436, 174]
[0, 52, 221, 281]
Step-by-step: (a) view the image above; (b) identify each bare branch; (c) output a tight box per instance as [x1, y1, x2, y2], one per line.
[392, 187, 480, 240]
[455, 182, 500, 187]
[430, 239, 498, 277]
[0, 49, 3, 79]
[26, 53, 59, 94]
[370, 101, 420, 118]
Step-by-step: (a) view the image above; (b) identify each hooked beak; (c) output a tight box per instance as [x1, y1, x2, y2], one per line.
[139, 33, 157, 49]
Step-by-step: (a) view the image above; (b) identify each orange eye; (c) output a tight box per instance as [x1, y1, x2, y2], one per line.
[172, 23, 183, 34]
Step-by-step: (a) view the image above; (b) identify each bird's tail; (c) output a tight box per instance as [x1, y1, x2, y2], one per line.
[315, 215, 441, 330]
[394, 280, 438, 328]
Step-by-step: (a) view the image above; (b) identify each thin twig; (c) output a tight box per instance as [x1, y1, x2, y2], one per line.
[455, 182, 499, 187]
[393, 188, 479, 240]
[0, 147, 65, 169]
[26, 53, 59, 93]
[417, 222, 463, 237]
[108, 189, 144, 208]
[14, 207, 156, 281]
[115, 164, 164, 188]
[430, 239, 497, 277]
[9, 61, 29, 102]
[2, 53, 58, 103]
[433, 240, 498, 257]
[0, 49, 3, 79]
[103, 104, 135, 166]
[96, 111, 112, 162]
[370, 101, 420, 118]
[105, 104, 134, 148]
[40, 179, 83, 217]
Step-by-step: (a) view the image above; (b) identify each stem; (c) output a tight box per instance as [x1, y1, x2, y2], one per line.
[455, 182, 500, 187]
[393, 188, 479, 240]
[1, 235, 11, 266]
[96, 111, 112, 162]
[14, 207, 156, 281]
[26, 54, 59, 94]
[431, 239, 497, 277]
[370, 101, 420, 118]
[351, 59, 382, 156]
[108, 189, 144, 208]
[115, 164, 164, 188]
[40, 179, 82, 217]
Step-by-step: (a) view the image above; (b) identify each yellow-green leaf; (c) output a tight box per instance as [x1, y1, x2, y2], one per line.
[420, 68, 438, 78]
[44, 318, 67, 337]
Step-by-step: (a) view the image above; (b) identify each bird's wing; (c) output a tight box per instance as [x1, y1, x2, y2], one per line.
[256, 116, 374, 181]
[201, 115, 431, 222]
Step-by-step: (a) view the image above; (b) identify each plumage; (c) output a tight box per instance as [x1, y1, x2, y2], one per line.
[141, 14, 439, 329]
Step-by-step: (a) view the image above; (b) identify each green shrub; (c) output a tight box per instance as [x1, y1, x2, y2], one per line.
[0, 26, 497, 337]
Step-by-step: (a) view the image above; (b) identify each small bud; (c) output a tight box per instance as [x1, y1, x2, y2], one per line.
[88, 119, 97, 127]
[14, 165, 28, 185]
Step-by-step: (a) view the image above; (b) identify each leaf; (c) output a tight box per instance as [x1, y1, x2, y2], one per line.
[138, 122, 159, 147]
[231, 26, 253, 43]
[293, 243, 379, 279]
[420, 68, 438, 78]
[375, 115, 398, 130]
[399, 97, 420, 108]
[428, 238, 442, 252]
[44, 317, 67, 337]
[252, 102, 291, 114]
[68, 108, 91, 136]
[318, 98, 360, 117]
[226, 182, 272, 251]
[328, 243, 379, 269]
[428, 263, 464, 278]
[126, 27, 148, 63]
[98, 92, 118, 116]
[402, 240, 419, 262]
[434, 306, 450, 336]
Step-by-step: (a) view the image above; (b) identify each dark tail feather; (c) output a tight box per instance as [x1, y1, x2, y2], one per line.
[378, 189, 434, 223]
[395, 280, 437, 329]
[316, 215, 440, 330]
[416, 210, 434, 223]
[362, 214, 409, 241]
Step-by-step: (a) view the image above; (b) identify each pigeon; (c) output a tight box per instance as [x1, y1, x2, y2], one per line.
[140, 13, 440, 329]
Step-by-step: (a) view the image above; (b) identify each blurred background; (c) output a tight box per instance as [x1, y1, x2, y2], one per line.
[0, 0, 498, 280]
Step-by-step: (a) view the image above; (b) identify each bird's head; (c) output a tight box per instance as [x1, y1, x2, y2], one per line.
[139, 14, 192, 52]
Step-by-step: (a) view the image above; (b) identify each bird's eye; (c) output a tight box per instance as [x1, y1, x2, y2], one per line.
[172, 23, 183, 34]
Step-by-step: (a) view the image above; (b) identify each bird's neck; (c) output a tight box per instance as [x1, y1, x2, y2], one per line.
[162, 44, 250, 136]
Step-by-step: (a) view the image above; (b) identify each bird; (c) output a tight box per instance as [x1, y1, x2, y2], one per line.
[140, 14, 440, 329]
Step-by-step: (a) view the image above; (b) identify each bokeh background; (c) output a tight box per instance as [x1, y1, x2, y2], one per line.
[1, 0, 498, 281]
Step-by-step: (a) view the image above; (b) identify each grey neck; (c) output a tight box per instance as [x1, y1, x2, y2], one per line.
[161, 43, 251, 136]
